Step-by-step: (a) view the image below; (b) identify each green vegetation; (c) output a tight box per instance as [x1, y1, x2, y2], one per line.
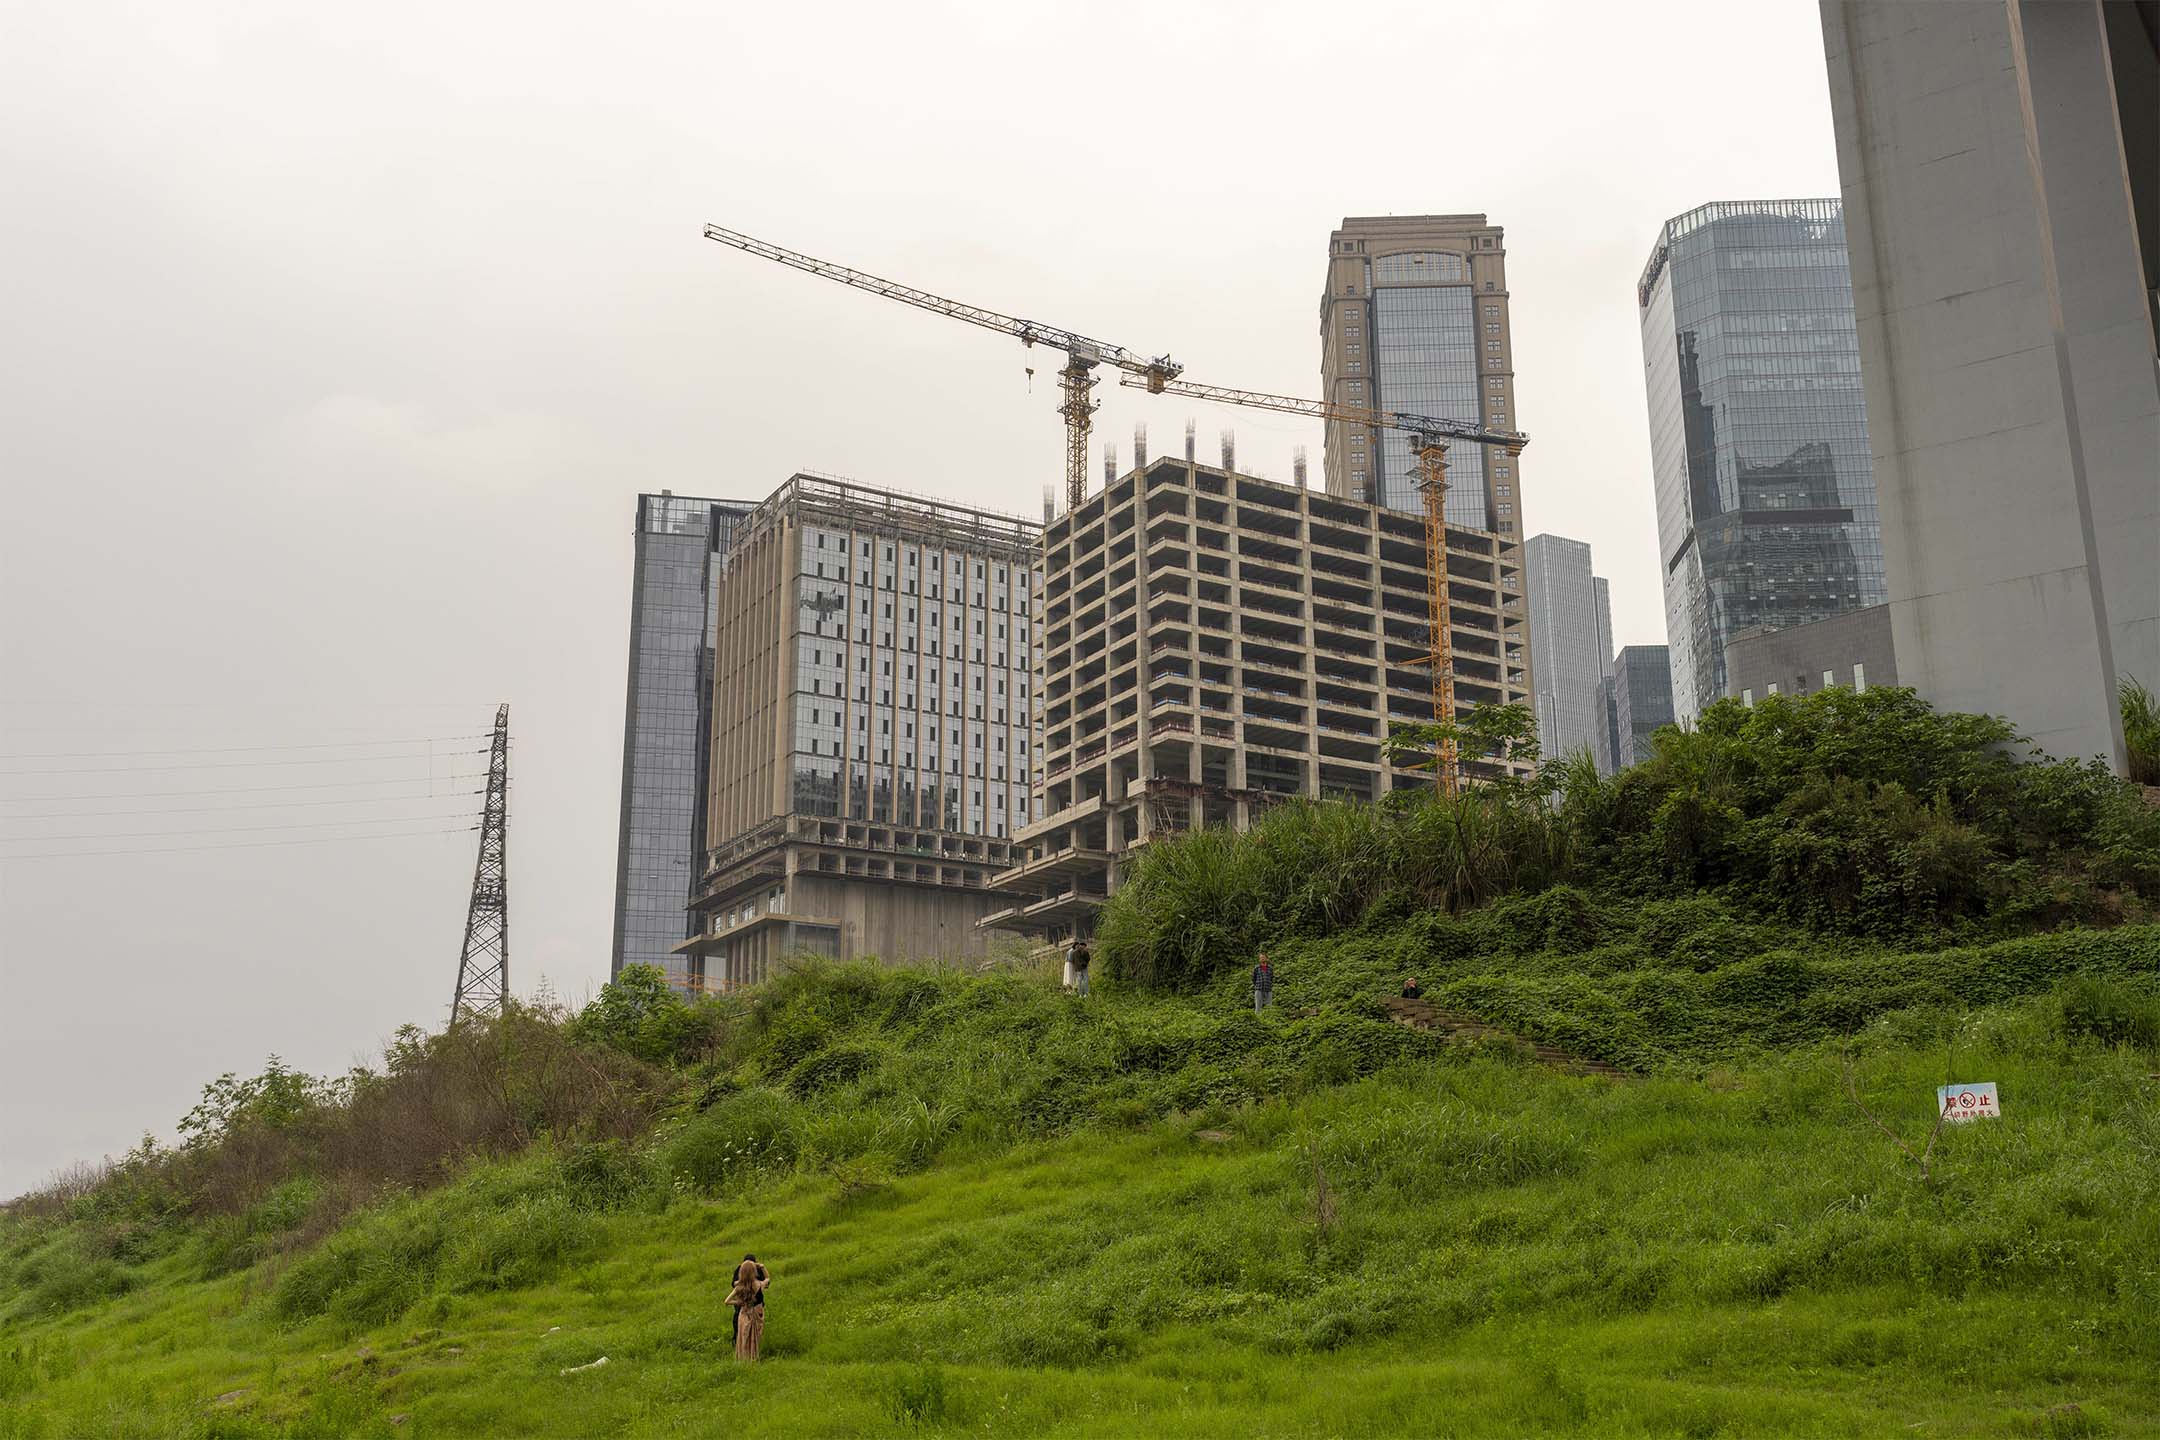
[2123, 678, 2160, 787]
[4, 687, 2157, 1436]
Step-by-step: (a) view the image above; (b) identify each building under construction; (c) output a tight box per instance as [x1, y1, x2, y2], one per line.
[981, 453, 1530, 948]
[677, 475, 1044, 988]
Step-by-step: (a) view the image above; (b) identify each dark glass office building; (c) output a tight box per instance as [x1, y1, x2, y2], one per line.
[1637, 199, 1886, 721]
[611, 492, 749, 986]
[1612, 645, 1676, 766]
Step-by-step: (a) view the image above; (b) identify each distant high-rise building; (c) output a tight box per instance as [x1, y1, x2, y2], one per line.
[1612, 645, 1676, 765]
[1523, 534, 1612, 766]
[1637, 199, 1887, 723]
[1321, 215, 1524, 536]
[613, 492, 750, 987]
[1591, 575, 1619, 776]
[681, 476, 1043, 989]
[1820, 1, 2158, 773]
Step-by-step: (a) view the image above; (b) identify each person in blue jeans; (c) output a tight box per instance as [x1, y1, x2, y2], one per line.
[1067, 938, 1092, 997]
[1252, 953, 1273, 1013]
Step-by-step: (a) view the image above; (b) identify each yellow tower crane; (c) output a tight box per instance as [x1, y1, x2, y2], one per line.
[699, 222, 1528, 794]
[1117, 375, 1528, 796]
[702, 225, 1181, 513]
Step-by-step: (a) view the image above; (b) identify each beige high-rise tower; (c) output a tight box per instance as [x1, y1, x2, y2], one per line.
[1320, 215, 1522, 539]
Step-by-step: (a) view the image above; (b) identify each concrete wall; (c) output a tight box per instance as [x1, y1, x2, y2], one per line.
[789, 872, 1005, 965]
[1724, 603, 1898, 703]
[1821, 0, 2159, 769]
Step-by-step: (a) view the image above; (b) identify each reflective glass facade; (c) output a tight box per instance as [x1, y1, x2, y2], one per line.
[612, 493, 748, 984]
[1612, 645, 1675, 765]
[1638, 199, 1886, 721]
[1374, 286, 1488, 523]
[1320, 217, 1519, 541]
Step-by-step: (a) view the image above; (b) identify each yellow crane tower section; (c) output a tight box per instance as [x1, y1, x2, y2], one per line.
[702, 224, 1181, 513]
[1118, 375, 1529, 796]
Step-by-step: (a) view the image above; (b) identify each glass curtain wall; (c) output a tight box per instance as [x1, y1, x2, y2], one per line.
[613, 495, 745, 983]
[1639, 200, 1885, 720]
[1371, 252, 1490, 526]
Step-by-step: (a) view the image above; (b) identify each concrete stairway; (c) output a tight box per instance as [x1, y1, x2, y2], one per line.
[1382, 996, 1636, 1080]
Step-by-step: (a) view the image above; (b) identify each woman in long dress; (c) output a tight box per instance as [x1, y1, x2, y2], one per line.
[727, 1255, 768, 1361]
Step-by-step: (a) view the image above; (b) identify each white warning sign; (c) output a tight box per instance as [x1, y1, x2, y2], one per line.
[1936, 1082, 1999, 1122]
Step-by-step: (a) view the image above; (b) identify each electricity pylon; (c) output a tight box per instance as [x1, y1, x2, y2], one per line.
[451, 703, 509, 1023]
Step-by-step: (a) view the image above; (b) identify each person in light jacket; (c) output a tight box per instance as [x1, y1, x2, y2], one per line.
[1252, 954, 1273, 1013]
[1067, 938, 1092, 997]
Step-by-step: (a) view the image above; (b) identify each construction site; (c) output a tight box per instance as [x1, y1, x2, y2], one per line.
[604, 219, 1536, 988]
[980, 448, 1530, 948]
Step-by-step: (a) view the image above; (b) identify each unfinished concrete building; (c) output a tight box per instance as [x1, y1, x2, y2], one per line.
[678, 475, 1043, 988]
[981, 455, 1530, 948]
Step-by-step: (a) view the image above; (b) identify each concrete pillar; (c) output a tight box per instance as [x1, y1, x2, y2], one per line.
[1822, 0, 2158, 771]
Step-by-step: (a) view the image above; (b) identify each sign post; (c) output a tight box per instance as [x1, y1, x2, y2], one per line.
[1936, 1082, 1999, 1123]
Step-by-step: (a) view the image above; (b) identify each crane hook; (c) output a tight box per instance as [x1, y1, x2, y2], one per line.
[1025, 366, 1034, 392]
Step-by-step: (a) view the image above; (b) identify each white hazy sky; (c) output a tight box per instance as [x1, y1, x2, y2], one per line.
[0, 0, 1841, 1194]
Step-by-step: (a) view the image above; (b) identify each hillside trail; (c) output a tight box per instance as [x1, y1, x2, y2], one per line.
[1379, 996, 1638, 1080]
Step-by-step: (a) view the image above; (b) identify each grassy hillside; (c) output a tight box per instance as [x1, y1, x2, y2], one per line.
[4, 957, 2158, 1438]
[6, 688, 2158, 1437]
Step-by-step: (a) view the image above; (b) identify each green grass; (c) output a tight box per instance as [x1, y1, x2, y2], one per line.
[4, 987, 2156, 1438]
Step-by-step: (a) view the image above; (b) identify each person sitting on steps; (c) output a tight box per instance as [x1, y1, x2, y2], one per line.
[1400, 975, 1423, 1000]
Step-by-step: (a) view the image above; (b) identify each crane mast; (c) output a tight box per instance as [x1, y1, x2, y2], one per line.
[702, 225, 1181, 512]
[1119, 374, 1528, 796]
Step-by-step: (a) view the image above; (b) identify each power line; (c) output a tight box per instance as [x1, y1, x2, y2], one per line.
[0, 825, 478, 862]
[0, 733, 487, 761]
[0, 749, 490, 777]
[0, 772, 492, 804]
[0, 790, 486, 820]
[0, 810, 482, 844]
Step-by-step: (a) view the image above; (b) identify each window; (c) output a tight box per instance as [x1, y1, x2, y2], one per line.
[1853, 663, 1867, 692]
[1766, 682, 1780, 696]
[1485, 322, 1500, 334]
[1823, 669, 1836, 690]
[1742, 688, 1754, 706]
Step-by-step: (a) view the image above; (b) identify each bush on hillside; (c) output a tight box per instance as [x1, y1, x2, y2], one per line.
[1096, 689, 2160, 989]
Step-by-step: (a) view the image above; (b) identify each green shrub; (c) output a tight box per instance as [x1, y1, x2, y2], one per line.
[2059, 975, 2160, 1050]
[436, 1193, 600, 1293]
[662, 1089, 802, 1192]
[558, 1140, 657, 1212]
[883, 1361, 954, 1425]
[4, 1234, 131, 1320]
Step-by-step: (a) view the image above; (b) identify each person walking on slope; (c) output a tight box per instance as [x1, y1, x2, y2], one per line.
[727, 1254, 769, 1362]
[1067, 937, 1092, 997]
[1252, 953, 1273, 1013]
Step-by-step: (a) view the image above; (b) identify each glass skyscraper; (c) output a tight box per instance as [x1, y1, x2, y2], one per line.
[1637, 199, 1886, 721]
[612, 492, 749, 986]
[1321, 216, 1523, 536]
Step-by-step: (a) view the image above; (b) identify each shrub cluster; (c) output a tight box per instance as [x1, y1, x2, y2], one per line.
[1097, 688, 2160, 988]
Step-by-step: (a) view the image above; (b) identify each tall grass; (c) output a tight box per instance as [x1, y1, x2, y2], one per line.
[2123, 677, 2160, 785]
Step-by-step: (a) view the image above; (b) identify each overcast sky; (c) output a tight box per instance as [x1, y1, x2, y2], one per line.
[0, 0, 1842, 1195]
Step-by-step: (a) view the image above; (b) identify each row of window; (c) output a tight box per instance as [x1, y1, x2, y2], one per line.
[1740, 664, 1868, 705]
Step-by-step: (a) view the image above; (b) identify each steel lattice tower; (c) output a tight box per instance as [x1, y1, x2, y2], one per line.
[451, 704, 510, 1023]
